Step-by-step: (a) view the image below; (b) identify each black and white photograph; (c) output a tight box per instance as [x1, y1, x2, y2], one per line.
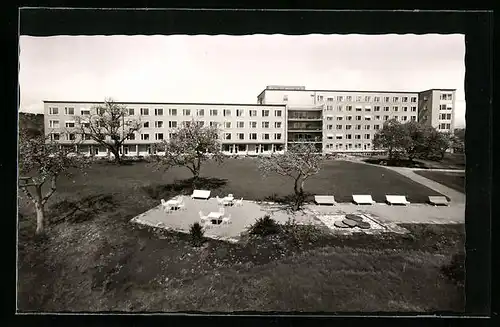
[15, 8, 490, 316]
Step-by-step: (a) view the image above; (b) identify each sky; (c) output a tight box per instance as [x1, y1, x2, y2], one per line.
[19, 34, 466, 127]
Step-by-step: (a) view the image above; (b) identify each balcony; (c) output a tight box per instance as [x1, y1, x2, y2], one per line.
[288, 114, 322, 121]
[288, 122, 322, 132]
[287, 134, 323, 143]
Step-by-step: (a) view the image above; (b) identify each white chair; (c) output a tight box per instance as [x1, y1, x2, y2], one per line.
[191, 189, 211, 200]
[222, 214, 232, 225]
[161, 199, 171, 212]
[352, 194, 376, 205]
[177, 197, 186, 210]
[234, 197, 243, 207]
[219, 207, 225, 215]
[428, 196, 449, 206]
[216, 196, 224, 206]
[386, 195, 410, 205]
[314, 195, 336, 205]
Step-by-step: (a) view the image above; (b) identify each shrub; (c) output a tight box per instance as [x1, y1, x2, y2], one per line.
[248, 215, 281, 236]
[282, 218, 321, 248]
[189, 222, 205, 247]
[440, 251, 465, 286]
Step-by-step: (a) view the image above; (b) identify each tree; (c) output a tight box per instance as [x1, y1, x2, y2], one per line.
[452, 128, 465, 153]
[18, 127, 89, 236]
[424, 130, 452, 160]
[372, 119, 408, 161]
[75, 98, 141, 164]
[258, 142, 322, 211]
[152, 119, 224, 185]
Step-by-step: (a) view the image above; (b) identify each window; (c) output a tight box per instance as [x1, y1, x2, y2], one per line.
[317, 95, 324, 101]
[224, 133, 232, 140]
[327, 125, 333, 130]
[143, 122, 149, 128]
[183, 121, 191, 127]
[356, 96, 362, 102]
[155, 108, 163, 116]
[364, 96, 371, 102]
[411, 116, 417, 121]
[411, 106, 417, 112]
[140, 108, 149, 115]
[223, 109, 231, 117]
[249, 110, 257, 117]
[274, 122, 282, 128]
[402, 96, 408, 103]
[392, 96, 399, 102]
[49, 107, 59, 115]
[374, 124, 380, 130]
[127, 133, 135, 140]
[337, 105, 343, 111]
[274, 133, 282, 140]
[155, 133, 164, 140]
[440, 113, 446, 120]
[346, 96, 352, 101]
[440, 104, 447, 110]
[262, 133, 270, 140]
[355, 134, 361, 140]
[355, 125, 361, 130]
[364, 134, 370, 139]
[65, 121, 75, 128]
[403, 106, 408, 112]
[128, 108, 135, 115]
[365, 107, 371, 112]
[336, 135, 343, 140]
[346, 134, 352, 140]
[210, 109, 218, 116]
[356, 116, 361, 121]
[336, 116, 343, 121]
[439, 123, 446, 129]
[155, 121, 163, 128]
[327, 135, 333, 140]
[383, 106, 389, 112]
[446, 123, 451, 129]
[327, 105, 333, 111]
[441, 93, 452, 100]
[384, 96, 390, 102]
[237, 133, 245, 140]
[384, 115, 389, 121]
[327, 97, 333, 102]
[237, 121, 245, 128]
[249, 133, 257, 140]
[83, 134, 91, 140]
[196, 109, 204, 116]
[393, 106, 399, 112]
[363, 124, 370, 130]
[345, 124, 352, 130]
[336, 125, 343, 130]
[356, 107, 362, 112]
[51, 133, 60, 141]
[65, 107, 75, 115]
[283, 95, 288, 101]
[375, 115, 380, 120]
[66, 133, 76, 141]
[168, 121, 177, 128]
[374, 96, 380, 102]
[374, 106, 380, 112]
[196, 121, 204, 127]
[262, 121, 270, 128]
[224, 121, 232, 128]
[141, 133, 150, 140]
[236, 109, 244, 117]
[262, 110, 269, 117]
[411, 97, 417, 103]
[275, 110, 282, 117]
[346, 116, 353, 121]
[183, 109, 191, 116]
[337, 96, 344, 101]
[402, 116, 408, 121]
[169, 108, 177, 116]
[346, 105, 352, 111]
[447, 113, 452, 120]
[250, 121, 257, 128]
[81, 109, 91, 115]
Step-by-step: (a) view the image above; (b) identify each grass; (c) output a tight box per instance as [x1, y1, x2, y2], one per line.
[363, 153, 465, 170]
[17, 158, 464, 312]
[414, 171, 465, 194]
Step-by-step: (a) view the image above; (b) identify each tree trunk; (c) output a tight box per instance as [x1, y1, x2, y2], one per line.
[34, 186, 45, 235]
[111, 147, 121, 164]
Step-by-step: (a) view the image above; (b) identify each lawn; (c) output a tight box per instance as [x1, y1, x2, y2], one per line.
[17, 158, 463, 312]
[363, 153, 465, 170]
[414, 171, 465, 194]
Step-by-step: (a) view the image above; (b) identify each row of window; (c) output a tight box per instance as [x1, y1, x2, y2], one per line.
[325, 105, 418, 112]
[327, 134, 372, 140]
[440, 113, 452, 120]
[439, 123, 452, 130]
[48, 107, 283, 118]
[326, 115, 417, 122]
[325, 143, 372, 150]
[314, 95, 418, 103]
[439, 105, 453, 110]
[440, 94, 453, 100]
[326, 124, 380, 131]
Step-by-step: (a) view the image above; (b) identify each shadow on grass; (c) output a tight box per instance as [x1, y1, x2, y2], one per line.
[259, 192, 314, 214]
[364, 158, 429, 168]
[143, 177, 228, 200]
[48, 194, 117, 224]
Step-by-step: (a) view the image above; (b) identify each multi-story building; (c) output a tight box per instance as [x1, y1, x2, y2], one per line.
[43, 85, 456, 156]
[44, 101, 287, 157]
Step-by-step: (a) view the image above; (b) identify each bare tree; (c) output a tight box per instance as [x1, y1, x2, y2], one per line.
[18, 127, 89, 236]
[152, 119, 224, 185]
[75, 98, 141, 164]
[258, 142, 322, 211]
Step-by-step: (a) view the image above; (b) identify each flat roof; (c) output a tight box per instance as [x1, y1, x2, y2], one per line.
[43, 100, 286, 107]
[257, 88, 456, 98]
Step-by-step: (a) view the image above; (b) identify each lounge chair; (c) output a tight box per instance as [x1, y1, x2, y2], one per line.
[234, 197, 244, 207]
[222, 214, 232, 225]
[314, 195, 336, 205]
[191, 189, 211, 200]
[177, 197, 186, 210]
[352, 194, 376, 205]
[428, 196, 449, 206]
[386, 195, 410, 205]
